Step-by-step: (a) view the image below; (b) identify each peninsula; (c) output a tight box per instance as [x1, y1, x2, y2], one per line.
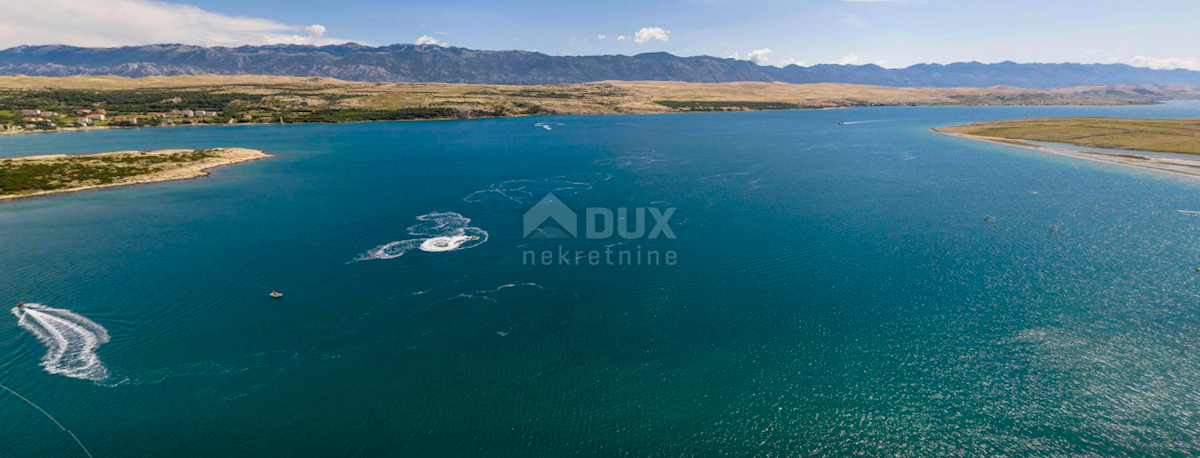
[935, 117, 1200, 179]
[0, 147, 270, 200]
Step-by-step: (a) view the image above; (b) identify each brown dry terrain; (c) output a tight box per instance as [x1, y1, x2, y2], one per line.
[1, 75, 1194, 116]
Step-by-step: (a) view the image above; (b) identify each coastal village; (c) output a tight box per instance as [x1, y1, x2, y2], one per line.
[1, 106, 282, 133]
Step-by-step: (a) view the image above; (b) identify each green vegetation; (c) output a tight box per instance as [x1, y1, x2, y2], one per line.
[654, 100, 802, 111]
[0, 89, 263, 112]
[279, 108, 459, 123]
[936, 117, 1200, 155]
[0, 150, 217, 195]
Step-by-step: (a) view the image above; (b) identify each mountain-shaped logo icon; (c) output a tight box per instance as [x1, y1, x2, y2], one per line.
[523, 193, 577, 238]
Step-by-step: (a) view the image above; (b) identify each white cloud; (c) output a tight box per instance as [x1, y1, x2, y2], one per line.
[617, 35, 627, 41]
[305, 24, 326, 41]
[726, 51, 740, 60]
[634, 27, 670, 45]
[0, 0, 358, 48]
[597, 34, 606, 40]
[779, 58, 805, 67]
[415, 35, 443, 46]
[837, 54, 860, 65]
[746, 48, 772, 64]
[1129, 55, 1200, 71]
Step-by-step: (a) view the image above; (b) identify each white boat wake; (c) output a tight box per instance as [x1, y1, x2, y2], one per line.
[12, 303, 111, 382]
[351, 212, 488, 262]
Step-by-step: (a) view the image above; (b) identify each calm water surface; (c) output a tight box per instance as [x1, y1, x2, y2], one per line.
[3, 103, 1200, 457]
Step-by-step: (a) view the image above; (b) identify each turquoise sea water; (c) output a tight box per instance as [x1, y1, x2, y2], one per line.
[3, 103, 1200, 457]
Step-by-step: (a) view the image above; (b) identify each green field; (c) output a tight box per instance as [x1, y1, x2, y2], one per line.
[935, 117, 1200, 155]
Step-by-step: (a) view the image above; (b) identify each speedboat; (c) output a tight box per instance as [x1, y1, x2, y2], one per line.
[269, 291, 283, 298]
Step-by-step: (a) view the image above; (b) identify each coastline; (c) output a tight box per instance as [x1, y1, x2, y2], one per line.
[2, 76, 1187, 138]
[0, 101, 1143, 138]
[934, 129, 1200, 181]
[0, 147, 271, 201]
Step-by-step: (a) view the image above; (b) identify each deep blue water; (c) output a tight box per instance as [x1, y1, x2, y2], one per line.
[3, 103, 1200, 457]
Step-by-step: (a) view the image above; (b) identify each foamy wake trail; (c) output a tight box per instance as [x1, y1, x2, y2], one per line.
[351, 212, 488, 262]
[12, 304, 111, 382]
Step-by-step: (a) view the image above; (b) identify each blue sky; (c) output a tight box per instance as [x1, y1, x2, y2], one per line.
[3, 0, 1199, 70]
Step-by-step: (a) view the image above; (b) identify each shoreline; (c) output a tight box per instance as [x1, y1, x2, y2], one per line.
[0, 101, 1156, 138]
[0, 148, 272, 201]
[934, 130, 1200, 181]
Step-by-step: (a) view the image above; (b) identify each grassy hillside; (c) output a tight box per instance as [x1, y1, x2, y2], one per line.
[935, 117, 1200, 155]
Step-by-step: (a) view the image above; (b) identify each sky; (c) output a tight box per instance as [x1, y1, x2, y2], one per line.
[1, 0, 1198, 70]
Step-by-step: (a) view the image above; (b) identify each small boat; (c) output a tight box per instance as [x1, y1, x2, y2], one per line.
[269, 291, 283, 298]
[984, 215, 997, 223]
[837, 121, 844, 125]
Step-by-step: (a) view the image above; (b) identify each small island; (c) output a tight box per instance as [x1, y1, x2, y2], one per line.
[935, 117, 1200, 179]
[0, 147, 270, 200]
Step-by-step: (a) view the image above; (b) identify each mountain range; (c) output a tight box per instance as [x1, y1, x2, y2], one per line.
[3, 44, 1199, 88]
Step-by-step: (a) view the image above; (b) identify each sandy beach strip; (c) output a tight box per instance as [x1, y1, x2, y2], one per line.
[935, 130, 1200, 181]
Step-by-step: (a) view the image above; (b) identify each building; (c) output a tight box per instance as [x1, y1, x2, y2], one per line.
[86, 113, 106, 121]
[20, 109, 41, 116]
[75, 109, 93, 115]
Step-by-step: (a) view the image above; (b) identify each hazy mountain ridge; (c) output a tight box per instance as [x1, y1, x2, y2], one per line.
[3, 44, 1199, 88]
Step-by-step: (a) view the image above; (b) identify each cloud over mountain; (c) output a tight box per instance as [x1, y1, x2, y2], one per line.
[0, 0, 359, 48]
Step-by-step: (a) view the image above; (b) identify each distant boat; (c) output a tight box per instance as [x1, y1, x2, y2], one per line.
[269, 291, 283, 298]
[837, 121, 844, 125]
[1178, 210, 1200, 217]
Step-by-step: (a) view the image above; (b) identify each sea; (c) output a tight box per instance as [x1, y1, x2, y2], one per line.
[3, 102, 1200, 457]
